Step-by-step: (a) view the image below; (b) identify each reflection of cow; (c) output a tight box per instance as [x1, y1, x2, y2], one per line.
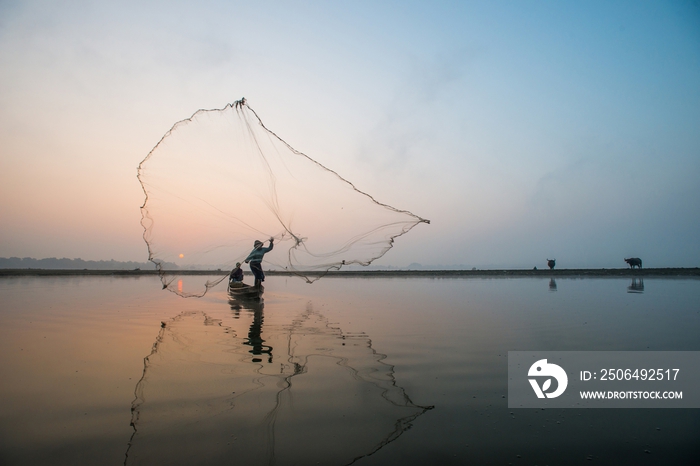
[624, 257, 642, 269]
[627, 278, 644, 293]
[547, 259, 556, 270]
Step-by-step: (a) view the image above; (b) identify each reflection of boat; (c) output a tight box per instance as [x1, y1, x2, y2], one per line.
[228, 285, 270, 362]
[228, 281, 264, 302]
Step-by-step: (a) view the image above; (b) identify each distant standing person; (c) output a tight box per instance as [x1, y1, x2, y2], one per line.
[245, 238, 274, 289]
[547, 259, 556, 270]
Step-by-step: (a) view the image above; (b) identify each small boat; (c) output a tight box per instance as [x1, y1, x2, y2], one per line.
[228, 281, 264, 302]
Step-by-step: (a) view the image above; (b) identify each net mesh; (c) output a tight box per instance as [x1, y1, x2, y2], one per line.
[138, 99, 428, 296]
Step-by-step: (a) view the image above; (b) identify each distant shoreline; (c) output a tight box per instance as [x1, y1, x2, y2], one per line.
[1, 268, 698, 278]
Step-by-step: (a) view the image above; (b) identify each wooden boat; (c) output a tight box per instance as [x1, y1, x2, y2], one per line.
[228, 281, 264, 302]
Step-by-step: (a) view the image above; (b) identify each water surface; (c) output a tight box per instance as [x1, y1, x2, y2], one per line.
[1, 275, 698, 465]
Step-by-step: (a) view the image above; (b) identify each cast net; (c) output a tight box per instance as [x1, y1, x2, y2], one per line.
[138, 99, 428, 296]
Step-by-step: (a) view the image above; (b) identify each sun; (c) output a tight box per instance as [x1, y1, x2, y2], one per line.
[179, 253, 184, 258]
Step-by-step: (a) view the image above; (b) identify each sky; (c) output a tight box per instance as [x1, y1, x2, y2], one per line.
[1, 0, 699, 269]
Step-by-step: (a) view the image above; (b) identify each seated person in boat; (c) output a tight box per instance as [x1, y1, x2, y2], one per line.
[229, 262, 244, 287]
[245, 238, 274, 289]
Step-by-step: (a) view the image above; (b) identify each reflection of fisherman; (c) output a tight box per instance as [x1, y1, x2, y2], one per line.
[245, 305, 273, 363]
[229, 262, 244, 284]
[245, 238, 274, 289]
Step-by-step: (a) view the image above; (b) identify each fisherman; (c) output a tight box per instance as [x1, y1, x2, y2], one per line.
[229, 262, 244, 285]
[245, 238, 274, 289]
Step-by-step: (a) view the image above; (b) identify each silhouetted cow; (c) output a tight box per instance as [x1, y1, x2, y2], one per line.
[624, 257, 642, 269]
[547, 259, 555, 270]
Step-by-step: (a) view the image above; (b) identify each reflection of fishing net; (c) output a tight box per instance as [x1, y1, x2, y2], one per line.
[138, 99, 429, 297]
[124, 308, 431, 465]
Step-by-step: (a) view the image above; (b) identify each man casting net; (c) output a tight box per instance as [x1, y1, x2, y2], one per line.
[138, 99, 428, 297]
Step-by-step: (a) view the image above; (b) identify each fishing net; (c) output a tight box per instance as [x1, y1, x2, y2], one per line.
[138, 99, 428, 297]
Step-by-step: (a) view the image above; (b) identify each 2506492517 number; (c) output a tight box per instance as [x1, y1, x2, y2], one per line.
[599, 368, 679, 381]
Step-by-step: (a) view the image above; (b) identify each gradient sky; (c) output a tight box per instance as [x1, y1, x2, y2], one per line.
[1, 0, 699, 269]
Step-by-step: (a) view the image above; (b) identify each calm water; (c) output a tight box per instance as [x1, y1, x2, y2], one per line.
[1, 275, 699, 465]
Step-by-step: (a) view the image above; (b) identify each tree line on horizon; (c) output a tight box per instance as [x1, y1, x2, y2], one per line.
[0, 257, 179, 270]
